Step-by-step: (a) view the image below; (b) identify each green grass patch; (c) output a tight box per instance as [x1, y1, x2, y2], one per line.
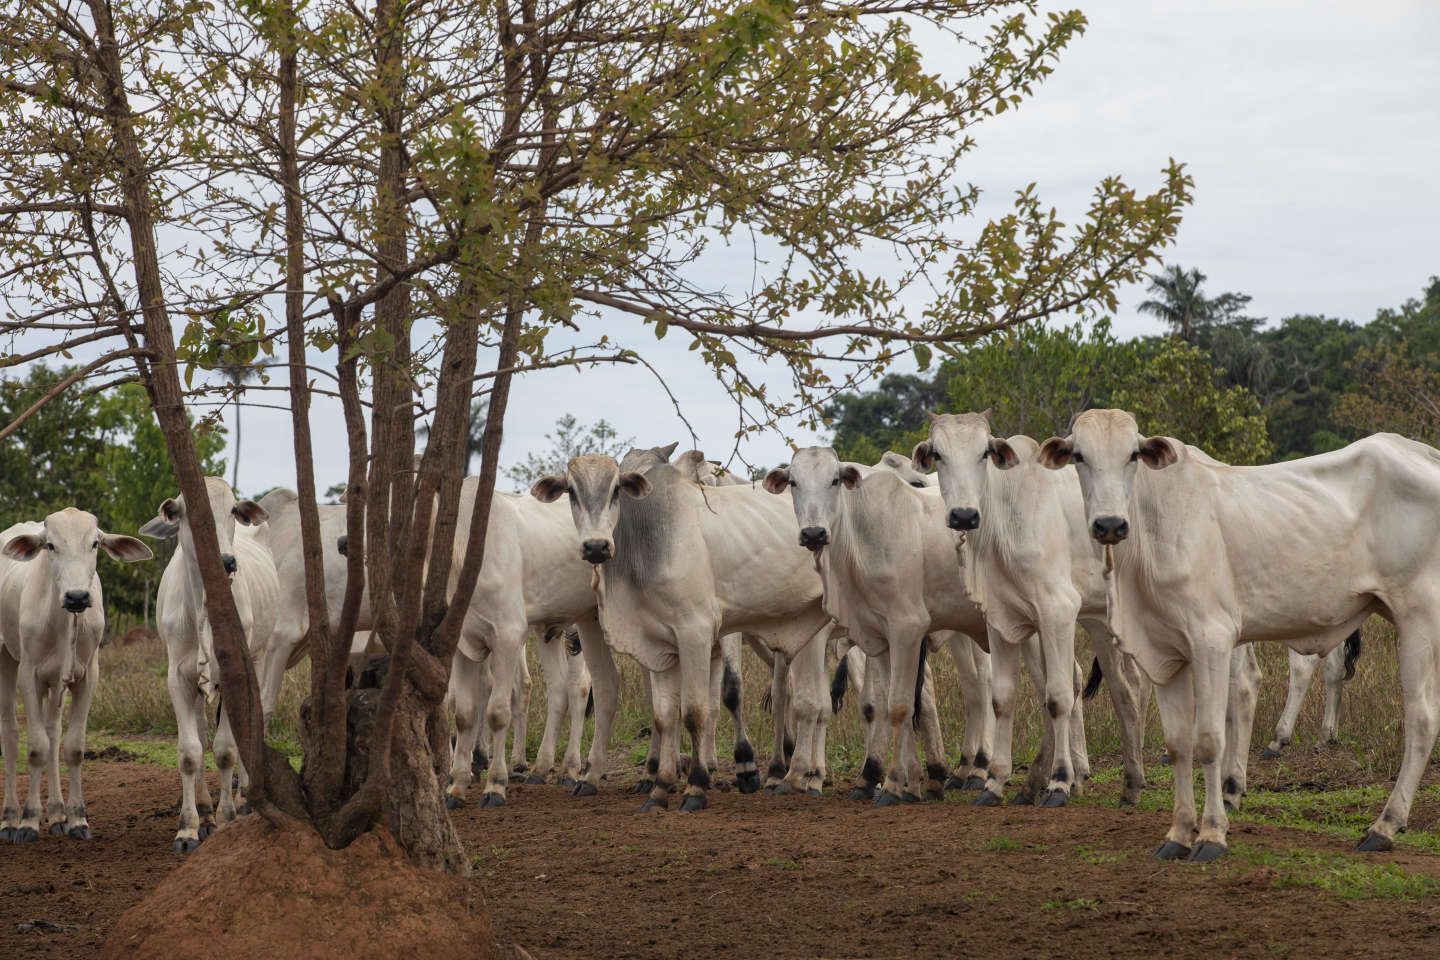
[1231, 842, 1439, 900]
[1075, 844, 1125, 865]
[983, 835, 1021, 852]
[1042, 896, 1101, 911]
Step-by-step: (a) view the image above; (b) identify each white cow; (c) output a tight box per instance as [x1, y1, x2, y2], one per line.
[0, 512, 151, 843]
[1262, 631, 1362, 758]
[914, 414, 1147, 805]
[139, 476, 277, 852]
[1040, 409, 1440, 859]
[534, 452, 837, 811]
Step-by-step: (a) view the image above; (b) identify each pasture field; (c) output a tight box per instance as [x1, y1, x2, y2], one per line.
[5, 618, 1440, 958]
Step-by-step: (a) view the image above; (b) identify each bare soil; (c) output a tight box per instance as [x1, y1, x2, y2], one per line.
[5, 761, 1440, 959]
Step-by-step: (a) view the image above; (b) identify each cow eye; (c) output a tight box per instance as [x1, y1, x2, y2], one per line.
[788, 479, 796, 488]
[909, 480, 925, 489]
[44, 542, 55, 551]
[1129, 451, 1139, 462]
[92, 541, 99, 550]
[1071, 452, 1085, 464]
[979, 450, 989, 462]
[830, 477, 839, 487]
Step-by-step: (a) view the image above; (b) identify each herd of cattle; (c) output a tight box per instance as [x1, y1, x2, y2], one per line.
[1, 407, 1437, 864]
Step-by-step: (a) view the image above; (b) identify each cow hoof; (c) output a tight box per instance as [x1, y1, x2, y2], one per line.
[1041, 789, 1068, 808]
[479, 793, 507, 809]
[198, 822, 217, 839]
[632, 779, 654, 796]
[1118, 796, 1138, 808]
[524, 774, 546, 785]
[846, 786, 875, 802]
[679, 794, 708, 813]
[1357, 830, 1394, 853]
[736, 771, 762, 795]
[67, 825, 92, 841]
[11, 826, 38, 844]
[775, 781, 798, 796]
[559, 777, 577, 788]
[925, 789, 944, 803]
[237, 803, 252, 816]
[1188, 841, 1227, 863]
[972, 790, 1002, 807]
[874, 790, 902, 808]
[1152, 841, 1191, 861]
[901, 791, 923, 804]
[572, 781, 598, 798]
[445, 793, 466, 810]
[1259, 746, 1281, 761]
[1159, 752, 1172, 766]
[638, 798, 667, 813]
[805, 787, 823, 798]
[0, 827, 12, 843]
[964, 775, 988, 791]
[1223, 797, 1239, 813]
[49, 821, 67, 836]
[1009, 789, 1036, 806]
[172, 836, 201, 853]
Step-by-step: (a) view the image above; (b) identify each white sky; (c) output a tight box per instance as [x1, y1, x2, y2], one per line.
[88, 2, 1440, 494]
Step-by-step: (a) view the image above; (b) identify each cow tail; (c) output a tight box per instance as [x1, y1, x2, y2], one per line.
[761, 687, 773, 714]
[912, 638, 929, 730]
[1343, 629, 1362, 681]
[1082, 656, 1104, 701]
[830, 654, 850, 715]
[585, 689, 595, 719]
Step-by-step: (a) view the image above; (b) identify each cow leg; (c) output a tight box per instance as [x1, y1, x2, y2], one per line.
[191, 691, 215, 837]
[1264, 648, 1318, 758]
[678, 634, 715, 813]
[780, 628, 828, 797]
[1012, 630, 1054, 806]
[509, 653, 533, 778]
[720, 635, 759, 794]
[642, 664, 682, 812]
[942, 634, 990, 790]
[573, 618, 616, 797]
[212, 704, 240, 824]
[877, 632, 925, 806]
[635, 669, 661, 794]
[166, 670, 205, 852]
[61, 650, 100, 839]
[915, 658, 948, 801]
[41, 681, 68, 834]
[1320, 641, 1347, 745]
[1361, 614, 1440, 852]
[702, 650, 723, 776]
[1152, 662, 1198, 859]
[1067, 658, 1091, 795]
[446, 652, 485, 807]
[560, 649, 591, 786]
[764, 652, 792, 791]
[1190, 641, 1235, 860]
[1084, 622, 1149, 806]
[257, 626, 295, 724]
[1036, 612, 1079, 807]
[480, 635, 524, 808]
[530, 635, 567, 784]
[1223, 645, 1260, 812]
[13, 668, 52, 842]
[978, 632, 1019, 807]
[0, 650, 19, 841]
[850, 648, 889, 801]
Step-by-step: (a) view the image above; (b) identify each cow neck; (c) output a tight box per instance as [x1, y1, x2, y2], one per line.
[610, 464, 683, 588]
[1104, 449, 1198, 639]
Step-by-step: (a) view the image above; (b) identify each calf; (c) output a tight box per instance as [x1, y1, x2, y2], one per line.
[1041, 410, 1440, 858]
[0, 512, 150, 842]
[139, 477, 278, 852]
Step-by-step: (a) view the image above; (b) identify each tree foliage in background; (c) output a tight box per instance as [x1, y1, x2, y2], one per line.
[0, 371, 227, 617]
[1335, 343, 1440, 447]
[505, 415, 633, 492]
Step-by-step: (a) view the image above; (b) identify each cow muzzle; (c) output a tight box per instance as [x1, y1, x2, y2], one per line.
[947, 507, 980, 531]
[62, 590, 92, 613]
[798, 526, 829, 549]
[221, 553, 238, 574]
[581, 539, 612, 564]
[336, 534, 348, 557]
[1091, 516, 1129, 544]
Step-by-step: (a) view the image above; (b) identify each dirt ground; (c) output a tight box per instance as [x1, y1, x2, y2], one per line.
[5, 761, 1440, 959]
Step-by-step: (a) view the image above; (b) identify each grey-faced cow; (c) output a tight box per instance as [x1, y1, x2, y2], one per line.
[1040, 409, 1440, 860]
[0, 512, 151, 842]
[139, 477, 277, 852]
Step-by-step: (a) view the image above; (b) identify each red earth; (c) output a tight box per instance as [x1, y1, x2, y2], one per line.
[4, 760, 1440, 959]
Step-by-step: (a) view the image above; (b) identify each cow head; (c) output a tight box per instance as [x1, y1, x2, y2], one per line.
[911, 411, 1019, 532]
[2, 509, 151, 613]
[617, 441, 679, 476]
[874, 451, 931, 489]
[1039, 409, 1179, 544]
[762, 447, 860, 550]
[138, 476, 268, 576]
[531, 454, 651, 565]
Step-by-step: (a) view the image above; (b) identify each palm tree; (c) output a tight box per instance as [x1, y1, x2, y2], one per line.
[1138, 265, 1213, 342]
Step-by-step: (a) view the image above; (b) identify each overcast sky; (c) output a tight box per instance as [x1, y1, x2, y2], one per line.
[197, 1, 1440, 493]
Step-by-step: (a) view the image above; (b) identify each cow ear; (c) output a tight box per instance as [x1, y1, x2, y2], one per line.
[762, 468, 790, 495]
[232, 499, 269, 526]
[618, 472, 651, 499]
[530, 475, 569, 503]
[656, 441, 679, 461]
[138, 514, 180, 540]
[987, 437, 1020, 470]
[838, 465, 862, 489]
[1038, 437, 1073, 470]
[1139, 436, 1179, 470]
[911, 440, 936, 472]
[2, 533, 44, 561]
[160, 497, 180, 521]
[99, 533, 153, 563]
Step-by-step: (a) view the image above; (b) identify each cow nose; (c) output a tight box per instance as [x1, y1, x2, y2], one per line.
[581, 539, 612, 564]
[1092, 516, 1129, 544]
[336, 535, 348, 557]
[62, 590, 91, 612]
[221, 553, 238, 574]
[798, 526, 829, 548]
[947, 507, 981, 531]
